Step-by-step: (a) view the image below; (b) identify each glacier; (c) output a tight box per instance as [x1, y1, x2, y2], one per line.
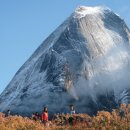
[0, 6, 130, 116]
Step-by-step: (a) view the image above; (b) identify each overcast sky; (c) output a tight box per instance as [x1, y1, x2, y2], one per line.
[0, 0, 130, 93]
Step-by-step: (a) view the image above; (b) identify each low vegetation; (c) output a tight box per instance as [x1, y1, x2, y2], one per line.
[0, 104, 130, 130]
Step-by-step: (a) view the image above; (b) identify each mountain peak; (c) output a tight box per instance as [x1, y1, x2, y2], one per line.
[73, 6, 110, 18]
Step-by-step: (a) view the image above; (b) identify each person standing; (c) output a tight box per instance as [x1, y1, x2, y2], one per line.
[41, 107, 49, 127]
[70, 105, 75, 115]
[5, 110, 11, 117]
[35, 112, 40, 120]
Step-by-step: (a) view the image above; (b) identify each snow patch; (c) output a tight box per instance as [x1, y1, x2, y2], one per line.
[74, 6, 105, 18]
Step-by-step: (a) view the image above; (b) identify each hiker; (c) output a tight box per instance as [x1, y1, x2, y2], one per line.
[5, 110, 11, 117]
[70, 105, 75, 115]
[35, 112, 41, 120]
[68, 105, 75, 125]
[119, 104, 126, 120]
[32, 113, 37, 121]
[32, 112, 40, 121]
[41, 107, 49, 127]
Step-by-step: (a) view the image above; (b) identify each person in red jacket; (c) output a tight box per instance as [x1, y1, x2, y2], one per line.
[41, 107, 48, 127]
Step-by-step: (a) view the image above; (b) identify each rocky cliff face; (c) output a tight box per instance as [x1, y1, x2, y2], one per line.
[0, 6, 130, 116]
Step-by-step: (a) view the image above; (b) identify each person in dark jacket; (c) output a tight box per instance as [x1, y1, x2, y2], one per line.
[70, 105, 75, 115]
[5, 110, 11, 117]
[119, 103, 126, 120]
[35, 112, 40, 120]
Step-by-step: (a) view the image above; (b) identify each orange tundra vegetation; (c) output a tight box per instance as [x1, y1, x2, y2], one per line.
[0, 104, 130, 130]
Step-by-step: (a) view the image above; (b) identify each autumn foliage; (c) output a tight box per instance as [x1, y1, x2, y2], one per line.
[0, 104, 130, 130]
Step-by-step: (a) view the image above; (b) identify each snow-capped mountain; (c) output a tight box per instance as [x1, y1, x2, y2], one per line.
[0, 6, 130, 116]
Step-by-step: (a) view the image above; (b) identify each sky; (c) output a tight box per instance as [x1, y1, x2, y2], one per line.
[0, 0, 130, 94]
